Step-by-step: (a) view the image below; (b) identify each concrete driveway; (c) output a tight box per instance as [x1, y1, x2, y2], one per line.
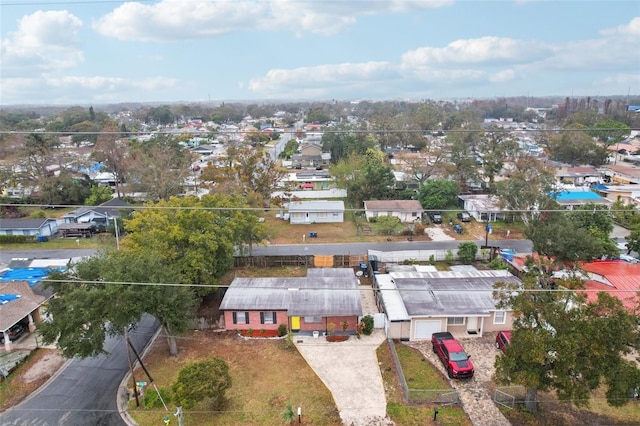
[295, 329, 390, 426]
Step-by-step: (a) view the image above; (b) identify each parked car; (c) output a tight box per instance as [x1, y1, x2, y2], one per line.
[457, 211, 471, 222]
[429, 212, 443, 224]
[431, 332, 474, 379]
[495, 330, 511, 353]
[0, 323, 27, 343]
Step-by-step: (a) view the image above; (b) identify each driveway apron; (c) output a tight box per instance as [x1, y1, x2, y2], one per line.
[295, 329, 389, 426]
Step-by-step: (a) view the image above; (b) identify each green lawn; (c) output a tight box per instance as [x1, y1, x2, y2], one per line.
[377, 341, 472, 426]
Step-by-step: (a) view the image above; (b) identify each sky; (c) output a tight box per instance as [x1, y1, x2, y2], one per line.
[0, 0, 639, 106]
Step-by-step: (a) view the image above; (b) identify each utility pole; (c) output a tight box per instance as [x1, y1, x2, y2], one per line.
[114, 216, 120, 250]
[124, 327, 139, 407]
[175, 405, 184, 426]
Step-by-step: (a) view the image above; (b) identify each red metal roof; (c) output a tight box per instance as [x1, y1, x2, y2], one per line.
[581, 260, 640, 311]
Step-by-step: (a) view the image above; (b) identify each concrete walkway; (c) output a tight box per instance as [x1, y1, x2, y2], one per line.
[295, 329, 390, 426]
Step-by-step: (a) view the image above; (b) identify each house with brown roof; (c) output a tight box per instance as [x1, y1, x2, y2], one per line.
[0, 281, 46, 350]
[554, 166, 602, 187]
[601, 164, 640, 185]
[363, 200, 423, 223]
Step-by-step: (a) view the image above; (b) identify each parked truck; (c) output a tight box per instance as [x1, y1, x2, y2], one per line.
[431, 332, 474, 379]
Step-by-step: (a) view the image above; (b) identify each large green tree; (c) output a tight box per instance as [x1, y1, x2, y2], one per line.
[330, 149, 394, 207]
[39, 251, 197, 358]
[493, 155, 556, 226]
[525, 209, 618, 265]
[127, 134, 195, 201]
[587, 119, 631, 146]
[417, 179, 460, 210]
[546, 127, 609, 166]
[39, 195, 264, 357]
[493, 272, 640, 413]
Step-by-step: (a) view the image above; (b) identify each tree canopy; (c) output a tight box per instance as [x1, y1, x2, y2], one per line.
[493, 270, 640, 413]
[525, 208, 618, 265]
[38, 194, 265, 357]
[417, 179, 460, 210]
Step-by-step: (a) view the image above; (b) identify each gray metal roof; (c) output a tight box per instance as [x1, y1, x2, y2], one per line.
[288, 200, 345, 212]
[220, 268, 362, 316]
[376, 268, 521, 318]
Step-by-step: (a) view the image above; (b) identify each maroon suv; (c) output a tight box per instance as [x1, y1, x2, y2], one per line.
[495, 330, 511, 353]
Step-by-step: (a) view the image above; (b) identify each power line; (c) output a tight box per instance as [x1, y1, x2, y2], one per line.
[0, 127, 637, 135]
[40, 278, 640, 294]
[1, 202, 638, 214]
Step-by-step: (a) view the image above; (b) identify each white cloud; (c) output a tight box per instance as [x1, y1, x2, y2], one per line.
[401, 37, 548, 67]
[1, 76, 179, 104]
[600, 16, 640, 36]
[93, 0, 451, 41]
[1, 10, 84, 78]
[248, 61, 397, 97]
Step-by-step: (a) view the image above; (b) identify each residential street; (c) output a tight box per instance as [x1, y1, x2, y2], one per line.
[0, 315, 159, 426]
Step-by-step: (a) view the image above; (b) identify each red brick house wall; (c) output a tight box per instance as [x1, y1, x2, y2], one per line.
[223, 310, 288, 331]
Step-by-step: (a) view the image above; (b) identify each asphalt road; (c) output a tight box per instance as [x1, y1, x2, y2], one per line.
[0, 315, 159, 426]
[251, 239, 533, 255]
[0, 239, 534, 262]
[0, 239, 533, 264]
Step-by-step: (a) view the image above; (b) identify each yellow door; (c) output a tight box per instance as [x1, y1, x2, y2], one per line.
[291, 316, 300, 330]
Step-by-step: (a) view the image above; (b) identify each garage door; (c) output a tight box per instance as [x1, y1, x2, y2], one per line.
[414, 320, 441, 340]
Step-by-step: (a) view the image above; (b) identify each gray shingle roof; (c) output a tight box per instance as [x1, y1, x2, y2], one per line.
[0, 218, 55, 231]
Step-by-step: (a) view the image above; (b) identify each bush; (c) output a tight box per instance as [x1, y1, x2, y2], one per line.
[457, 242, 478, 264]
[361, 315, 374, 336]
[429, 254, 435, 265]
[142, 386, 171, 408]
[277, 323, 287, 337]
[444, 249, 455, 264]
[489, 256, 508, 269]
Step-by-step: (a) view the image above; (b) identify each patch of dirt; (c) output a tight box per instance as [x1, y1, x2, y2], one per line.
[19, 350, 66, 383]
[1, 348, 67, 411]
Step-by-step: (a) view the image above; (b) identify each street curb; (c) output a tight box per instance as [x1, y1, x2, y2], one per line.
[118, 324, 163, 426]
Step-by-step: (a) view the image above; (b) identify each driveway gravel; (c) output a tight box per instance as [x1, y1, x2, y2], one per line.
[407, 335, 511, 426]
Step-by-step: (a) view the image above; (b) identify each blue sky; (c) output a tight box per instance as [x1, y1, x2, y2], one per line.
[1, 0, 638, 106]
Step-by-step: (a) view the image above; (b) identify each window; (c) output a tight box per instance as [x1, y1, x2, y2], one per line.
[304, 316, 322, 323]
[412, 212, 418, 217]
[291, 212, 304, 219]
[232, 312, 249, 324]
[494, 310, 506, 325]
[260, 312, 277, 324]
[317, 212, 327, 218]
[447, 317, 464, 325]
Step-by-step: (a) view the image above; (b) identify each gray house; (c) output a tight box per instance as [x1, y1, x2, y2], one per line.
[220, 268, 362, 334]
[62, 198, 130, 226]
[288, 200, 345, 224]
[0, 218, 58, 237]
[375, 265, 521, 341]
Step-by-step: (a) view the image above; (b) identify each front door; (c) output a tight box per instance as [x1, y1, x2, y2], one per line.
[467, 316, 478, 333]
[291, 316, 300, 331]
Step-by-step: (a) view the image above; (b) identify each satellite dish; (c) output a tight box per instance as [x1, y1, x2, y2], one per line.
[356, 271, 363, 277]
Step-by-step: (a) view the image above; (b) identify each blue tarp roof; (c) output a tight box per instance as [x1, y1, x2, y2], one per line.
[591, 184, 608, 191]
[0, 267, 65, 286]
[553, 191, 603, 201]
[0, 293, 21, 305]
